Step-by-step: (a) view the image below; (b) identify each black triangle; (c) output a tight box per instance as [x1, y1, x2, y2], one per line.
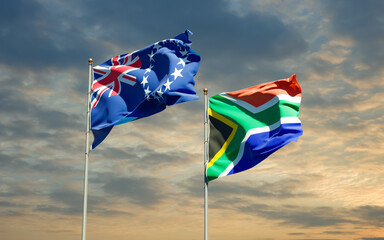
[209, 115, 233, 160]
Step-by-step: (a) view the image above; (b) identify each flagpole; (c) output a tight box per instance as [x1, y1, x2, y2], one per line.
[203, 88, 209, 240]
[81, 58, 93, 240]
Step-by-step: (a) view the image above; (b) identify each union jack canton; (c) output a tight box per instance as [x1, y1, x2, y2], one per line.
[90, 30, 201, 149]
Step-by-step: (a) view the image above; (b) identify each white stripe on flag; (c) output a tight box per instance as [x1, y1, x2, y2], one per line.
[219, 93, 301, 114]
[218, 117, 301, 178]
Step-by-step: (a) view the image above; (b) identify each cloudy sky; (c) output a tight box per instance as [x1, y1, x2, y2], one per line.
[1, 0, 384, 239]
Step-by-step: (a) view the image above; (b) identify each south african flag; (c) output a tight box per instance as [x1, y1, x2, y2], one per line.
[207, 74, 303, 181]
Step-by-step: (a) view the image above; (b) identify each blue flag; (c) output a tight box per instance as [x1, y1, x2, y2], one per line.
[90, 30, 201, 149]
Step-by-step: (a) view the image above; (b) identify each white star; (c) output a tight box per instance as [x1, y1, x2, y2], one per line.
[141, 75, 149, 86]
[180, 49, 189, 56]
[163, 78, 173, 91]
[153, 44, 162, 52]
[157, 88, 164, 99]
[182, 55, 191, 64]
[177, 58, 185, 67]
[151, 90, 163, 101]
[148, 52, 155, 62]
[171, 67, 183, 80]
[144, 86, 151, 97]
[145, 65, 153, 74]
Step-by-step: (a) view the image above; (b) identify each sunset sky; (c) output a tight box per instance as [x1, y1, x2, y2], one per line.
[1, 0, 384, 240]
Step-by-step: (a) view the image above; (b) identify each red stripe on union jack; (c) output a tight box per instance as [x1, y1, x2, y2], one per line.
[92, 54, 142, 109]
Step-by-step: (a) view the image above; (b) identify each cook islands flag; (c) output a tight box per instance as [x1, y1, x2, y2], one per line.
[207, 75, 303, 181]
[91, 30, 201, 149]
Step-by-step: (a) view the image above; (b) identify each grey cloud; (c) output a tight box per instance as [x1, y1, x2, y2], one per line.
[237, 204, 355, 227]
[210, 178, 312, 199]
[0, 0, 106, 69]
[182, 174, 314, 200]
[0, 153, 27, 170]
[99, 174, 166, 206]
[0, 87, 83, 144]
[0, 201, 27, 216]
[79, 0, 308, 59]
[49, 189, 87, 210]
[352, 205, 384, 227]
[0, 87, 81, 123]
[0, 201, 27, 207]
[97, 147, 138, 160]
[290, 239, 337, 240]
[0, 0, 307, 84]
[321, 0, 384, 45]
[137, 149, 200, 170]
[320, 0, 384, 78]
[36, 200, 140, 216]
[0, 150, 79, 176]
[288, 232, 306, 236]
[96, 145, 199, 170]
[35, 188, 127, 216]
[35, 108, 82, 130]
[322, 231, 355, 235]
[0, 120, 52, 140]
[0, 210, 24, 217]
[35, 204, 80, 215]
[0, 182, 35, 198]
[303, 91, 351, 110]
[304, 58, 339, 79]
[292, 238, 340, 240]
[30, 160, 76, 173]
[233, 203, 384, 229]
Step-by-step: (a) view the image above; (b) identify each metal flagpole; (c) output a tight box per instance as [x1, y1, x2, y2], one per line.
[82, 58, 93, 240]
[203, 88, 209, 240]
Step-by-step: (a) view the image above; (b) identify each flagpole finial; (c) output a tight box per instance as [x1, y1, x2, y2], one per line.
[88, 58, 93, 65]
[204, 88, 208, 95]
